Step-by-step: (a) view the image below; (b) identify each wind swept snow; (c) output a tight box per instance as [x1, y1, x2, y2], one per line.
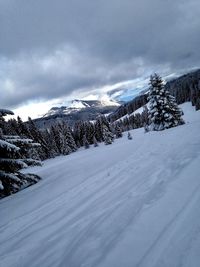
[0, 102, 200, 267]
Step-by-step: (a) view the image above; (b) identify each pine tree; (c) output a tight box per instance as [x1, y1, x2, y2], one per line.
[58, 123, 71, 155]
[115, 123, 123, 138]
[17, 116, 31, 137]
[64, 124, 77, 152]
[94, 118, 103, 142]
[144, 123, 149, 133]
[73, 121, 82, 147]
[85, 122, 95, 144]
[103, 125, 114, 145]
[4, 135, 41, 162]
[76, 140, 81, 149]
[148, 73, 185, 131]
[142, 105, 149, 125]
[93, 136, 98, 147]
[83, 135, 90, 149]
[27, 117, 50, 159]
[0, 110, 41, 198]
[57, 122, 77, 155]
[50, 125, 62, 155]
[0, 110, 14, 134]
[196, 98, 200, 111]
[127, 131, 132, 140]
[3, 118, 18, 135]
[43, 129, 59, 158]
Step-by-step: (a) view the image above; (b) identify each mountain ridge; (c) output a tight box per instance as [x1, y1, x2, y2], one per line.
[34, 98, 122, 128]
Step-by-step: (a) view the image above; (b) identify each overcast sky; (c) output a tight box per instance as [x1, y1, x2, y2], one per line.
[1, 0, 200, 119]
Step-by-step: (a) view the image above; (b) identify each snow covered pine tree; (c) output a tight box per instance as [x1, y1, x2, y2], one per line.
[148, 73, 185, 131]
[0, 109, 41, 198]
[127, 132, 132, 140]
[93, 136, 98, 147]
[83, 135, 90, 149]
[114, 123, 123, 138]
[102, 124, 114, 145]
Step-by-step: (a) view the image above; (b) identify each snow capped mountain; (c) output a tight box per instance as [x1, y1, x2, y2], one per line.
[42, 98, 120, 119]
[33, 97, 121, 128]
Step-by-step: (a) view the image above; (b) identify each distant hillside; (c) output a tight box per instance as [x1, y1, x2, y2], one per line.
[166, 69, 200, 105]
[34, 99, 121, 128]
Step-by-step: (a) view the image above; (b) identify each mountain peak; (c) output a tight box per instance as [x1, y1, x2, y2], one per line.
[40, 97, 121, 126]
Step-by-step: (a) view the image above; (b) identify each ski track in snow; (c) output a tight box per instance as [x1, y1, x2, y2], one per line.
[0, 102, 200, 267]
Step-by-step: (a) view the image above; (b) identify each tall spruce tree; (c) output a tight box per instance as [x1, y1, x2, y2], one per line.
[83, 135, 90, 149]
[127, 131, 132, 140]
[0, 110, 41, 198]
[17, 116, 31, 137]
[93, 136, 98, 147]
[94, 118, 103, 142]
[57, 122, 77, 155]
[148, 74, 184, 131]
[4, 135, 41, 162]
[43, 129, 59, 158]
[102, 125, 114, 145]
[64, 124, 77, 152]
[114, 123, 123, 138]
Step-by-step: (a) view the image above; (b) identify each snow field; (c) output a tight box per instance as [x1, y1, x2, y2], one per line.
[0, 102, 200, 267]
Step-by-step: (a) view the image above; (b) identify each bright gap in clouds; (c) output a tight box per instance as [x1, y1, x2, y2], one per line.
[9, 101, 56, 121]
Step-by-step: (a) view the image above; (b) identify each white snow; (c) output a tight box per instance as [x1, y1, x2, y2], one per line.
[68, 100, 89, 109]
[0, 102, 200, 267]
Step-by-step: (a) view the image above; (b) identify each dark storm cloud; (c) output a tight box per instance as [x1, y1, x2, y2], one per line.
[0, 0, 200, 108]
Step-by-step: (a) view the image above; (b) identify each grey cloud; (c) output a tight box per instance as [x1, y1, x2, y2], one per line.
[0, 46, 149, 107]
[0, 0, 200, 108]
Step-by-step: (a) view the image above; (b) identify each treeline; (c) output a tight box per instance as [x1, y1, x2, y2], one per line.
[1, 109, 126, 197]
[166, 69, 200, 109]
[0, 114, 125, 162]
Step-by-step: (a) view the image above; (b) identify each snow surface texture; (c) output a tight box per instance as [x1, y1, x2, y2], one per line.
[0, 102, 200, 267]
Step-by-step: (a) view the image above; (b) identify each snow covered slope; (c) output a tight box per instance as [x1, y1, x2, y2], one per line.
[0, 102, 200, 267]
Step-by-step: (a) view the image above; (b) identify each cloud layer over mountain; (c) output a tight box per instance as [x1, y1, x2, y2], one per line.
[1, 0, 200, 109]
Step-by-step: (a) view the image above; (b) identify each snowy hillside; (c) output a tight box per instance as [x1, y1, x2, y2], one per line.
[0, 102, 200, 267]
